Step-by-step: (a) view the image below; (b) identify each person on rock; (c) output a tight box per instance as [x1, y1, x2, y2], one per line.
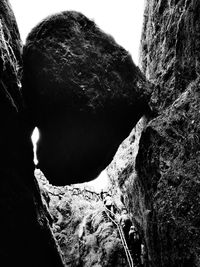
[100, 189, 104, 201]
[128, 225, 142, 266]
[119, 209, 132, 241]
[103, 193, 114, 214]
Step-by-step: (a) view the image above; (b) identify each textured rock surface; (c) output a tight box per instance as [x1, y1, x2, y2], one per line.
[136, 80, 200, 267]
[36, 170, 129, 267]
[107, 116, 148, 224]
[138, 1, 200, 265]
[140, 0, 200, 111]
[0, 1, 63, 266]
[22, 11, 152, 185]
[108, 1, 200, 267]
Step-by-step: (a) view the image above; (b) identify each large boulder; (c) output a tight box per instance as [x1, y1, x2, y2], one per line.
[22, 11, 152, 185]
[0, 1, 64, 266]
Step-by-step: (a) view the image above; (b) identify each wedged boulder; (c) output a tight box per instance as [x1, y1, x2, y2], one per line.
[22, 11, 152, 185]
[0, 1, 64, 266]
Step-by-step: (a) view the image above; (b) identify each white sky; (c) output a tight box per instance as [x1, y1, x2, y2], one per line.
[9, 0, 145, 64]
[86, 170, 109, 193]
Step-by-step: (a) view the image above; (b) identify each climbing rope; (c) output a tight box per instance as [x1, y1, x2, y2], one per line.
[103, 206, 134, 267]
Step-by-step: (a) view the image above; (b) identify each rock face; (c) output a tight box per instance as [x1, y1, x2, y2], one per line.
[22, 11, 152, 185]
[140, 0, 200, 111]
[108, 1, 200, 267]
[36, 170, 129, 267]
[107, 116, 148, 225]
[0, 1, 63, 266]
[136, 81, 200, 267]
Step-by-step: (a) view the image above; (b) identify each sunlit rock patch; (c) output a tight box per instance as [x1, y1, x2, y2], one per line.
[36, 170, 129, 266]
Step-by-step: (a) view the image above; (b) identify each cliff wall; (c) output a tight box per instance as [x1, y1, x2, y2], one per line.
[108, 1, 200, 266]
[0, 1, 64, 266]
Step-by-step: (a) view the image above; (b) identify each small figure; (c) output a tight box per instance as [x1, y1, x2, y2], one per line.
[100, 189, 104, 201]
[119, 209, 132, 241]
[128, 225, 142, 266]
[41, 188, 50, 208]
[103, 193, 114, 214]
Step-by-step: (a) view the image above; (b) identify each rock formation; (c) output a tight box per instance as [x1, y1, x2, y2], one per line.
[1, 3, 152, 265]
[0, 1, 64, 266]
[36, 170, 129, 267]
[140, 0, 200, 112]
[108, 1, 200, 266]
[4, 0, 200, 265]
[136, 82, 200, 267]
[22, 11, 152, 185]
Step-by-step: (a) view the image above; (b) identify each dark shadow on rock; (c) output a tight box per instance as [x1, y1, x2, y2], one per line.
[0, 1, 64, 266]
[22, 11, 152, 185]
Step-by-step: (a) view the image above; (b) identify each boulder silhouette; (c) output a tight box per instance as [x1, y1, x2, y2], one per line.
[23, 11, 152, 185]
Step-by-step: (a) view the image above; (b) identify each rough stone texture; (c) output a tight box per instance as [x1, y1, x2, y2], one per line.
[136, 80, 200, 267]
[107, 116, 148, 225]
[140, 0, 200, 111]
[108, 1, 200, 266]
[0, 1, 64, 266]
[137, 1, 200, 266]
[22, 11, 152, 185]
[36, 170, 129, 267]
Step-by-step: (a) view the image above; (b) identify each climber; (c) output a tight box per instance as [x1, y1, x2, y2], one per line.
[128, 225, 142, 266]
[100, 189, 104, 201]
[120, 194, 125, 206]
[141, 243, 146, 267]
[41, 188, 50, 208]
[78, 222, 85, 244]
[119, 209, 132, 241]
[103, 193, 114, 214]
